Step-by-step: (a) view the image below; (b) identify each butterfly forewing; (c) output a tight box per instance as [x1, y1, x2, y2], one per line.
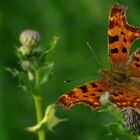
[57, 80, 110, 110]
[108, 3, 140, 70]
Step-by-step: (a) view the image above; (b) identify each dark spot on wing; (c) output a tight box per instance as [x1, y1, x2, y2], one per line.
[79, 85, 88, 93]
[122, 47, 127, 53]
[123, 37, 127, 43]
[133, 56, 139, 62]
[113, 93, 119, 96]
[83, 95, 88, 97]
[111, 48, 119, 54]
[135, 63, 140, 67]
[91, 82, 97, 88]
[109, 35, 119, 44]
[91, 93, 95, 96]
[121, 31, 125, 35]
[98, 89, 103, 92]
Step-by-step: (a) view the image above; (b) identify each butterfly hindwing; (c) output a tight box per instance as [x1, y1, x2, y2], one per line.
[57, 80, 110, 110]
[108, 3, 140, 70]
[109, 88, 140, 111]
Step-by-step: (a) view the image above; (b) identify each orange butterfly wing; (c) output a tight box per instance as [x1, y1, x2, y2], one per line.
[57, 80, 110, 110]
[128, 48, 140, 76]
[109, 88, 140, 111]
[108, 3, 140, 70]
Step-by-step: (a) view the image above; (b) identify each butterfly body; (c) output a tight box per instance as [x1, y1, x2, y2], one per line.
[99, 69, 128, 83]
[57, 3, 140, 111]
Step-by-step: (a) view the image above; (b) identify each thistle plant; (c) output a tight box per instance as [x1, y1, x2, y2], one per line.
[7, 29, 65, 140]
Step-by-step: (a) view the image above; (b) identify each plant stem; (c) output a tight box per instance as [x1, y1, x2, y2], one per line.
[34, 69, 46, 140]
[34, 96, 46, 140]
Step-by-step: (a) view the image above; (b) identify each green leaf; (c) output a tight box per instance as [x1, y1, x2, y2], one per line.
[106, 123, 127, 136]
[26, 104, 67, 132]
[5, 67, 20, 77]
[44, 104, 67, 131]
[50, 36, 59, 50]
[6, 67, 35, 92]
[41, 62, 54, 84]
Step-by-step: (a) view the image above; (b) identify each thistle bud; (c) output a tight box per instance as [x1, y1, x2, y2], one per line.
[19, 30, 40, 55]
[20, 29, 40, 47]
[124, 108, 140, 134]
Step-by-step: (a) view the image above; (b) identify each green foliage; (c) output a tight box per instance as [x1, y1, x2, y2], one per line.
[2, 0, 140, 140]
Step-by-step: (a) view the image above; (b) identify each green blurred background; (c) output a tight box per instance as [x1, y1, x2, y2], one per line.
[1, 0, 140, 140]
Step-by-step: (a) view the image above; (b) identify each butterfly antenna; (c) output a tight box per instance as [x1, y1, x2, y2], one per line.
[86, 42, 103, 69]
[65, 43, 102, 84]
[64, 72, 98, 84]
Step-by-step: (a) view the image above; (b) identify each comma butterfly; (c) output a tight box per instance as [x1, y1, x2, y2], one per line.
[57, 3, 140, 112]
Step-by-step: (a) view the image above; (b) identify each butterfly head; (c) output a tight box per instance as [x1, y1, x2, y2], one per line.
[98, 69, 110, 79]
